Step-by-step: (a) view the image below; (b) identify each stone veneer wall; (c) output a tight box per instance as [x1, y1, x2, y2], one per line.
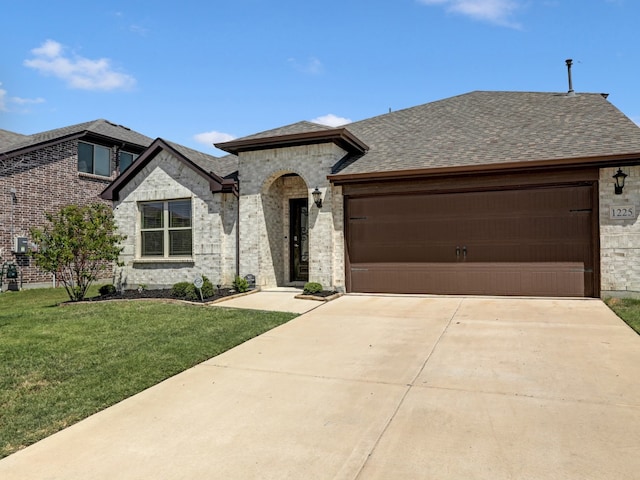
[0, 139, 114, 287]
[238, 143, 347, 290]
[600, 165, 640, 296]
[113, 151, 237, 290]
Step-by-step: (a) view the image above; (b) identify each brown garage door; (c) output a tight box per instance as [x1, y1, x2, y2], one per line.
[346, 185, 595, 297]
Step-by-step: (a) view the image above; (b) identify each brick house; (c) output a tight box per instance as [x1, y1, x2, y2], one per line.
[0, 120, 152, 287]
[105, 90, 640, 297]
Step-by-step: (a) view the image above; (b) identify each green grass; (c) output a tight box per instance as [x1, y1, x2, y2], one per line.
[0, 287, 297, 459]
[605, 297, 640, 335]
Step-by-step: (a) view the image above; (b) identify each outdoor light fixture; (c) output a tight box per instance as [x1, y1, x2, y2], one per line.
[312, 187, 323, 208]
[613, 168, 627, 195]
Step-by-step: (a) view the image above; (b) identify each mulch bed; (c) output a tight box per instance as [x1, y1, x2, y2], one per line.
[84, 288, 237, 303]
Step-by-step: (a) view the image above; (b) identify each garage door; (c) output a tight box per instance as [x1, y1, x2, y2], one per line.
[345, 185, 595, 297]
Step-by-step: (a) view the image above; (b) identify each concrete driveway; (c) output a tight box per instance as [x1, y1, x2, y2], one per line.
[2, 295, 640, 479]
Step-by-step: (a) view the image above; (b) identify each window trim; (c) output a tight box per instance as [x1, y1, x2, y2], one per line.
[78, 141, 112, 177]
[138, 199, 193, 259]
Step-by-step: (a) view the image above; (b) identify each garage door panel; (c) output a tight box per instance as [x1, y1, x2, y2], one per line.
[346, 185, 595, 297]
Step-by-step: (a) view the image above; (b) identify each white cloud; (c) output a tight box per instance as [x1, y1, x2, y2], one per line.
[0, 83, 7, 112]
[194, 130, 236, 146]
[0, 82, 45, 112]
[24, 39, 136, 91]
[419, 0, 522, 28]
[288, 56, 324, 75]
[310, 114, 352, 127]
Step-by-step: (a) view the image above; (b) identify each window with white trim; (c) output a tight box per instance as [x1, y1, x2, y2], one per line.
[140, 200, 192, 258]
[119, 151, 139, 173]
[78, 141, 111, 176]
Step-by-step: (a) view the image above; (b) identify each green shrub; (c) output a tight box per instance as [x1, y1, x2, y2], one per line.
[171, 276, 215, 302]
[98, 284, 117, 296]
[303, 282, 323, 295]
[171, 282, 191, 298]
[233, 276, 250, 293]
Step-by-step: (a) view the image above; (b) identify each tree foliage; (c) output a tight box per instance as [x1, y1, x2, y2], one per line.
[30, 203, 125, 302]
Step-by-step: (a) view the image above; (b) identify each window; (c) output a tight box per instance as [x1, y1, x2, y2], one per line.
[140, 200, 192, 258]
[119, 151, 139, 173]
[78, 142, 111, 176]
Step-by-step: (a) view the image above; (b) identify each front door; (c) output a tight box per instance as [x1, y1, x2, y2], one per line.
[290, 198, 309, 282]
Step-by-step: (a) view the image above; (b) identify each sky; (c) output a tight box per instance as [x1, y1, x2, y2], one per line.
[1, 0, 639, 156]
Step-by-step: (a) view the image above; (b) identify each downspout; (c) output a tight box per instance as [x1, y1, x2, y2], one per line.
[235, 180, 240, 278]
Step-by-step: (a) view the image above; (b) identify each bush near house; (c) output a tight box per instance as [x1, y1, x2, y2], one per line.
[233, 276, 250, 293]
[303, 282, 323, 295]
[171, 276, 214, 301]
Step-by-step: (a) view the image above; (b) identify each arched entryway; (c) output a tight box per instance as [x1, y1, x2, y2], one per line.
[260, 172, 309, 287]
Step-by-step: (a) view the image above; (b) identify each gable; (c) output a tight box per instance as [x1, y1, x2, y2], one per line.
[101, 138, 238, 201]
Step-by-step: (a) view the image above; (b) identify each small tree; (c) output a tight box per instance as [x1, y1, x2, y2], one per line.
[30, 203, 126, 302]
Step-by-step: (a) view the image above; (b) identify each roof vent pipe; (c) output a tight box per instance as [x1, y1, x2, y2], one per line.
[565, 58, 575, 96]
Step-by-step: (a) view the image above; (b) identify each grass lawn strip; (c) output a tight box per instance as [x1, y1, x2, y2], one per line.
[0, 287, 297, 459]
[605, 297, 640, 335]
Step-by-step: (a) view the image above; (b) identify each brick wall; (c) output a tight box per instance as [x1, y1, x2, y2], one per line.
[237, 143, 347, 290]
[112, 150, 237, 289]
[600, 165, 640, 296]
[0, 140, 114, 288]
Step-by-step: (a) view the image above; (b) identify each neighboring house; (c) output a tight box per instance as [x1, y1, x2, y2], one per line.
[105, 90, 640, 298]
[0, 120, 152, 287]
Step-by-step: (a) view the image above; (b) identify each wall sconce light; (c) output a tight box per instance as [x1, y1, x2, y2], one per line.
[613, 168, 627, 195]
[312, 187, 323, 208]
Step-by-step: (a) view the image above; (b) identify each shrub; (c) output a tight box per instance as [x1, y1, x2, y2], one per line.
[171, 276, 215, 302]
[171, 282, 191, 298]
[98, 284, 117, 296]
[233, 276, 249, 293]
[303, 282, 323, 295]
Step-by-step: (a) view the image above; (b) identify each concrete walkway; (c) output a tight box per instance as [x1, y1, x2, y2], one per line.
[2, 295, 640, 479]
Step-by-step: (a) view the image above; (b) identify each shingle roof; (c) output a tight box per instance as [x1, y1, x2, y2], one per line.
[0, 129, 28, 148]
[0, 119, 153, 156]
[237, 121, 333, 141]
[165, 140, 238, 179]
[335, 91, 640, 176]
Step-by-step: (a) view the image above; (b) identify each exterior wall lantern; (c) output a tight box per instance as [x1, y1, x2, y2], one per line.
[312, 187, 323, 208]
[613, 168, 627, 195]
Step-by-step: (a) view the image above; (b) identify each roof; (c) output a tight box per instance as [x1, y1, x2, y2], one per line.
[217, 91, 640, 181]
[0, 129, 28, 148]
[101, 138, 238, 201]
[0, 119, 154, 157]
[333, 91, 640, 179]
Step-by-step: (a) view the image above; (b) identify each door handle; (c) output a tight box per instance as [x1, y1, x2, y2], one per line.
[456, 246, 460, 258]
[463, 246, 467, 259]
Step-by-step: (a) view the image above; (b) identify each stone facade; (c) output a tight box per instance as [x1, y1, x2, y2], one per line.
[112, 151, 237, 290]
[237, 143, 347, 290]
[599, 165, 640, 296]
[0, 139, 114, 287]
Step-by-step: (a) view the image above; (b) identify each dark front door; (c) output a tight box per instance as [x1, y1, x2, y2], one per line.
[290, 198, 309, 282]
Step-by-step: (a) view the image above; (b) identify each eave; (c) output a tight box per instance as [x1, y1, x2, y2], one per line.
[328, 152, 640, 185]
[215, 128, 369, 155]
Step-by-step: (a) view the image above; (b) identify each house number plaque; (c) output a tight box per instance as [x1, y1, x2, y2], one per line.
[610, 205, 635, 219]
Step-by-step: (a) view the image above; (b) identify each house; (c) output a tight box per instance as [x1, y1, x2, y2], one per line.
[0, 119, 152, 287]
[103, 90, 640, 298]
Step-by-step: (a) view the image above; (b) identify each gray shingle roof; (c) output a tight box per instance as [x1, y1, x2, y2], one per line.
[237, 121, 333, 141]
[0, 119, 153, 155]
[165, 140, 238, 179]
[335, 91, 640, 175]
[0, 129, 28, 148]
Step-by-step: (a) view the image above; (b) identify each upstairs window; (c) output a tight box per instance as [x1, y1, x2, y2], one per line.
[78, 142, 111, 176]
[119, 151, 139, 173]
[140, 200, 192, 258]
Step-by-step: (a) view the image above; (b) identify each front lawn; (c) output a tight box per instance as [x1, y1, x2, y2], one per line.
[0, 287, 297, 459]
[605, 297, 640, 335]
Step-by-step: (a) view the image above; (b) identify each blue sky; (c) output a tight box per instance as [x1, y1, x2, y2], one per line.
[1, 0, 639, 155]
